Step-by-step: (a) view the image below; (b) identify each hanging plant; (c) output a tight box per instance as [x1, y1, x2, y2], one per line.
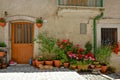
[36, 17, 43, 28]
[0, 18, 6, 27]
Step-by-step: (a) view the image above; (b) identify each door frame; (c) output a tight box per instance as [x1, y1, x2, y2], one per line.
[5, 15, 38, 62]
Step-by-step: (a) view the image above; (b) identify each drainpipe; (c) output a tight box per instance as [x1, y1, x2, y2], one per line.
[58, 0, 60, 5]
[93, 12, 103, 54]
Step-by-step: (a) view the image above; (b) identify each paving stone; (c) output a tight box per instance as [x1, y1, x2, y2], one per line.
[0, 64, 115, 80]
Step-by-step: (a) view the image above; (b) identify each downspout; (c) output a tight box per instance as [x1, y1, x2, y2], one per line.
[93, 12, 103, 54]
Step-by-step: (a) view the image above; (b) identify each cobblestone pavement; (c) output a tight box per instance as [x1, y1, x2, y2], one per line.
[0, 64, 117, 80]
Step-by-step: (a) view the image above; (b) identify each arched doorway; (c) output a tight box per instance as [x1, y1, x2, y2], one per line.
[6, 15, 36, 64]
[11, 22, 34, 64]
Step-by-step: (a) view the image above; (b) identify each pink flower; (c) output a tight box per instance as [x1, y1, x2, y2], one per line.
[68, 52, 73, 58]
[84, 54, 88, 59]
[72, 54, 76, 58]
[76, 57, 79, 60]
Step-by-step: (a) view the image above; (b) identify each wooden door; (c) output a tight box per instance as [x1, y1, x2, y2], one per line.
[11, 22, 34, 64]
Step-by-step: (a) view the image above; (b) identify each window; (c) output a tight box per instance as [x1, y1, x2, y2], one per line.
[101, 28, 117, 45]
[80, 23, 87, 34]
[58, 0, 102, 7]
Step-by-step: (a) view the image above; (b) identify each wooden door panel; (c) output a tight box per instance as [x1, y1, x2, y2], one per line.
[11, 22, 34, 64]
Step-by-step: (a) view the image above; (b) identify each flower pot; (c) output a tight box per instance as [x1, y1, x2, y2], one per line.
[0, 52, 5, 57]
[45, 61, 53, 66]
[36, 23, 43, 28]
[70, 65, 76, 70]
[2, 64, 7, 69]
[63, 62, 69, 68]
[101, 66, 108, 73]
[81, 65, 88, 71]
[90, 64, 95, 69]
[32, 60, 36, 66]
[0, 22, 6, 27]
[77, 65, 81, 71]
[54, 60, 61, 67]
[84, 65, 89, 70]
[95, 65, 101, 69]
[35, 60, 44, 67]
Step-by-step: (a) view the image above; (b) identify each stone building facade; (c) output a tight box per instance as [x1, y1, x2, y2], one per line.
[0, 0, 120, 72]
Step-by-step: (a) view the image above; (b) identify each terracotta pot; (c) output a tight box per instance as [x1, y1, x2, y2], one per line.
[95, 65, 101, 70]
[101, 66, 108, 73]
[63, 62, 69, 68]
[90, 64, 95, 69]
[81, 65, 89, 70]
[0, 22, 6, 27]
[84, 65, 89, 70]
[70, 65, 76, 70]
[54, 60, 61, 67]
[32, 60, 36, 66]
[0, 52, 5, 57]
[2, 64, 7, 69]
[45, 61, 53, 66]
[35, 60, 44, 67]
[77, 65, 81, 71]
[36, 23, 43, 28]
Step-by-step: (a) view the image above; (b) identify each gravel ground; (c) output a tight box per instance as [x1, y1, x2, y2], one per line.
[0, 64, 119, 80]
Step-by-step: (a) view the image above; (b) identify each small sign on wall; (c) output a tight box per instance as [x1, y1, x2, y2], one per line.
[80, 23, 87, 34]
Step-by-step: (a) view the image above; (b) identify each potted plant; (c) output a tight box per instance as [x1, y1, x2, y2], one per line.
[62, 54, 69, 68]
[36, 17, 43, 28]
[35, 56, 45, 67]
[0, 42, 6, 57]
[84, 41, 92, 54]
[95, 46, 112, 73]
[70, 60, 77, 70]
[77, 61, 82, 71]
[53, 48, 65, 67]
[36, 31, 57, 66]
[0, 18, 6, 27]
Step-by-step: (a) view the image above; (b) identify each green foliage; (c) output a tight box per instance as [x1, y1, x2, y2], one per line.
[84, 41, 92, 54]
[37, 57, 45, 61]
[95, 46, 112, 65]
[36, 17, 43, 24]
[55, 48, 65, 60]
[70, 59, 77, 66]
[107, 66, 116, 73]
[36, 31, 57, 54]
[0, 49, 4, 52]
[77, 61, 82, 65]
[36, 31, 57, 60]
[0, 18, 6, 22]
[0, 42, 6, 47]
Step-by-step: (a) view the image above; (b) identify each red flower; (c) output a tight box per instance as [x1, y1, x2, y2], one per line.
[79, 48, 84, 52]
[63, 39, 68, 43]
[78, 54, 83, 59]
[0, 18, 4, 20]
[87, 53, 94, 58]
[76, 44, 80, 47]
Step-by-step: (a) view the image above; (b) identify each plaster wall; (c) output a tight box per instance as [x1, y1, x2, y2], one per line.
[104, 0, 120, 18]
[97, 0, 120, 72]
